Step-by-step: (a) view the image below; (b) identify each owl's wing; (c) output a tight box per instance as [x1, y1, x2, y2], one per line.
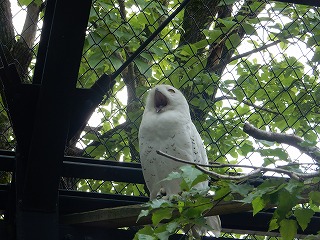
[190, 122, 209, 165]
[189, 123, 222, 237]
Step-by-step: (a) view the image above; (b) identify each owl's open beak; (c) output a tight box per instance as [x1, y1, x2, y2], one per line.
[154, 88, 168, 113]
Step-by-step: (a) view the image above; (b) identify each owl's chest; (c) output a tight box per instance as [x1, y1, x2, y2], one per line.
[140, 124, 196, 166]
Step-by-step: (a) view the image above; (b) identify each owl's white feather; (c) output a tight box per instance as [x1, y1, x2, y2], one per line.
[139, 85, 221, 238]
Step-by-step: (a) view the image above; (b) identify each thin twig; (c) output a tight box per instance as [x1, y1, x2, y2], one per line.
[156, 150, 319, 181]
[209, 36, 293, 73]
[214, 95, 279, 115]
[196, 165, 263, 180]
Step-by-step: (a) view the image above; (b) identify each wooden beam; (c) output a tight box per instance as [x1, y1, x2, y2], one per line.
[61, 184, 318, 230]
[61, 200, 254, 228]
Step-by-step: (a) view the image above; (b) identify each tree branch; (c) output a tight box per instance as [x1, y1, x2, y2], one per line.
[20, 2, 39, 48]
[214, 95, 279, 115]
[210, 0, 266, 75]
[179, 0, 220, 46]
[12, 2, 40, 82]
[117, 0, 126, 21]
[243, 122, 320, 163]
[156, 150, 319, 181]
[0, 0, 15, 49]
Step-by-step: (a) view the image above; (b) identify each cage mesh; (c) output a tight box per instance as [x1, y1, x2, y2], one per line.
[0, 0, 319, 238]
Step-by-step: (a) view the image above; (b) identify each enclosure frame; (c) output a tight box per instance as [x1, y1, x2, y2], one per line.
[0, 0, 319, 239]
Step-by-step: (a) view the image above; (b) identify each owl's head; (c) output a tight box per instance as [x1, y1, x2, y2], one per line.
[145, 85, 190, 115]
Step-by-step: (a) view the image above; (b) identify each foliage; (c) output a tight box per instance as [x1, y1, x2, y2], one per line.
[1, 0, 320, 239]
[135, 165, 214, 239]
[135, 165, 320, 239]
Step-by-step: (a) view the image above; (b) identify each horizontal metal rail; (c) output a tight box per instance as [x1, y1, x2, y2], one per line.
[0, 151, 144, 183]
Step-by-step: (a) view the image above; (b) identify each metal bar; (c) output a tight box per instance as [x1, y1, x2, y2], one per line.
[21, 0, 92, 212]
[0, 153, 14, 171]
[62, 161, 144, 184]
[59, 190, 148, 214]
[0, 154, 144, 183]
[31, 0, 55, 85]
[222, 211, 320, 236]
[14, 0, 92, 239]
[60, 226, 234, 240]
[64, 155, 142, 169]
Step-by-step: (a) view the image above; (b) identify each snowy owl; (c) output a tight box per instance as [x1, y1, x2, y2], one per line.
[138, 85, 221, 238]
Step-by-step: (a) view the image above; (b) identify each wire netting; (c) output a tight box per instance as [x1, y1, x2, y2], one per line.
[0, 0, 320, 238]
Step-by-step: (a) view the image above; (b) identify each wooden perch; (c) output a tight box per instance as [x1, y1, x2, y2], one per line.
[61, 200, 254, 228]
[61, 181, 315, 229]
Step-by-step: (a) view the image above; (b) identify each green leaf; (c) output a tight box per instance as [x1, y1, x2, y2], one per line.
[137, 209, 150, 222]
[299, 140, 317, 147]
[166, 221, 179, 233]
[276, 190, 298, 221]
[304, 131, 318, 143]
[225, 34, 241, 50]
[312, 47, 320, 63]
[242, 23, 257, 35]
[164, 171, 181, 181]
[279, 219, 298, 240]
[252, 196, 266, 215]
[182, 197, 212, 219]
[284, 179, 303, 194]
[179, 165, 207, 191]
[259, 148, 288, 160]
[152, 208, 174, 226]
[154, 225, 171, 240]
[218, 0, 238, 6]
[239, 143, 254, 156]
[203, 29, 223, 43]
[218, 19, 237, 29]
[294, 208, 314, 231]
[214, 185, 232, 201]
[134, 225, 156, 240]
[228, 182, 253, 196]
[18, 0, 34, 5]
[149, 199, 172, 209]
[262, 157, 275, 167]
[309, 191, 320, 205]
[269, 218, 279, 231]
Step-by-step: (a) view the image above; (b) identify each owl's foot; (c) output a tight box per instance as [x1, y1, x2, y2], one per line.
[156, 188, 168, 200]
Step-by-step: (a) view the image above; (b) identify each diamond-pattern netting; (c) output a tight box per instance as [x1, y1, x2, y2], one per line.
[63, 0, 320, 198]
[1, 0, 320, 237]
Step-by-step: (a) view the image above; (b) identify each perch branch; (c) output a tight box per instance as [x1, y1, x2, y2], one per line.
[156, 150, 319, 181]
[243, 122, 320, 163]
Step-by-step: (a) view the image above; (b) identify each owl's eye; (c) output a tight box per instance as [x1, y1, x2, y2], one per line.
[168, 88, 175, 93]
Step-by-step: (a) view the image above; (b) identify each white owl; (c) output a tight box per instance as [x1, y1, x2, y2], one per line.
[139, 85, 221, 238]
